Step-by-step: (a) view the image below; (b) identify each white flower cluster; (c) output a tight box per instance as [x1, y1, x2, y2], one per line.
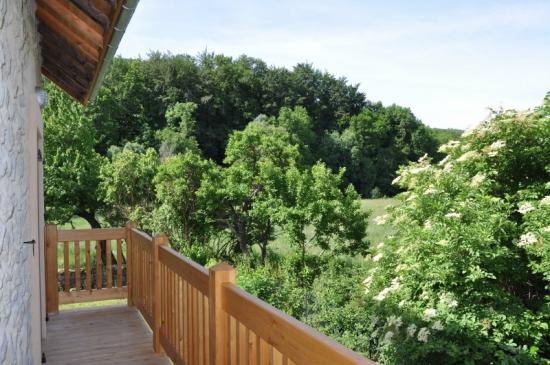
[470, 173, 486, 187]
[406, 324, 417, 337]
[541, 196, 550, 206]
[438, 140, 460, 153]
[487, 140, 506, 157]
[518, 232, 537, 247]
[444, 212, 461, 219]
[423, 187, 438, 195]
[518, 202, 535, 215]
[431, 320, 444, 331]
[424, 220, 433, 230]
[418, 154, 430, 163]
[410, 165, 430, 175]
[383, 331, 394, 344]
[374, 214, 389, 225]
[457, 151, 480, 162]
[544, 226, 550, 233]
[387, 315, 403, 329]
[372, 253, 384, 262]
[423, 308, 437, 320]
[391, 175, 402, 185]
[417, 327, 430, 343]
[374, 278, 400, 301]
[439, 293, 458, 309]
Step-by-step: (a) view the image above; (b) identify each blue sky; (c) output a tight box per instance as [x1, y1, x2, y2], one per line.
[117, 0, 550, 129]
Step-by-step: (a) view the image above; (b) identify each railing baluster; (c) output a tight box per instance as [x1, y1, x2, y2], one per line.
[106, 240, 112, 288]
[85, 240, 91, 291]
[96, 241, 102, 289]
[63, 241, 70, 292]
[117, 238, 122, 288]
[74, 241, 80, 291]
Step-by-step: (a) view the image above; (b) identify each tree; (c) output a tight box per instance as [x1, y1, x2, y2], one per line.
[282, 163, 369, 283]
[198, 119, 299, 259]
[360, 94, 550, 364]
[99, 145, 159, 229]
[152, 151, 217, 248]
[156, 102, 200, 158]
[43, 83, 104, 228]
[330, 105, 438, 196]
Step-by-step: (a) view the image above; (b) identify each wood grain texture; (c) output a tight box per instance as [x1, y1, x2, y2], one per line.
[45, 305, 171, 365]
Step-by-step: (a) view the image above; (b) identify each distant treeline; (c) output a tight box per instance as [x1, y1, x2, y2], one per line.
[83, 52, 459, 197]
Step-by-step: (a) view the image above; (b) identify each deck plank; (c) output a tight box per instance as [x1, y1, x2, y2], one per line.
[45, 305, 171, 365]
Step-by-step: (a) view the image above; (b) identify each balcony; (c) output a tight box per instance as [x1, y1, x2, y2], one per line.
[43, 224, 375, 365]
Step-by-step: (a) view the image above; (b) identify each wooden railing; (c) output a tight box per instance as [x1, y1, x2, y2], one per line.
[44, 224, 129, 312]
[44, 223, 374, 365]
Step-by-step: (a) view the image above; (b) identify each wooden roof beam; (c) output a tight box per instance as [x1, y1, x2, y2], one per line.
[42, 67, 87, 102]
[37, 2, 101, 62]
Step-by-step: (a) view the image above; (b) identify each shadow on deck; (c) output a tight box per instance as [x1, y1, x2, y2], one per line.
[45, 305, 171, 365]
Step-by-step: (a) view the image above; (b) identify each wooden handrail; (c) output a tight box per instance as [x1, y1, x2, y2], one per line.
[44, 224, 129, 312]
[44, 224, 373, 364]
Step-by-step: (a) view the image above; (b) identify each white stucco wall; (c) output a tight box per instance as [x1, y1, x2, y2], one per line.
[0, 1, 42, 364]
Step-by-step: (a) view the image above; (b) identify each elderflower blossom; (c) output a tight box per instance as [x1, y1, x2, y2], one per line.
[373, 278, 401, 301]
[374, 287, 391, 301]
[423, 308, 437, 320]
[443, 162, 454, 172]
[438, 155, 450, 166]
[406, 193, 417, 202]
[398, 300, 407, 308]
[407, 324, 417, 337]
[431, 320, 444, 331]
[417, 327, 430, 343]
[489, 140, 506, 151]
[518, 202, 535, 215]
[540, 196, 550, 206]
[376, 242, 385, 249]
[424, 220, 433, 230]
[440, 293, 458, 308]
[457, 151, 480, 162]
[372, 253, 384, 262]
[383, 331, 394, 344]
[418, 154, 429, 163]
[423, 187, 438, 195]
[387, 315, 403, 329]
[410, 165, 430, 175]
[374, 214, 389, 225]
[544, 226, 550, 233]
[438, 140, 460, 153]
[391, 175, 402, 185]
[518, 232, 537, 247]
[445, 212, 461, 219]
[470, 173, 486, 187]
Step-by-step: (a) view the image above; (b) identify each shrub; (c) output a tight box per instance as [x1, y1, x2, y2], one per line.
[361, 93, 550, 363]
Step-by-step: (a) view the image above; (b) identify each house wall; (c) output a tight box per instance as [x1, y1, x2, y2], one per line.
[0, 1, 43, 365]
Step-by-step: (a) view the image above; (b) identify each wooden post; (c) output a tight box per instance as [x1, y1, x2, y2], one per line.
[44, 224, 59, 313]
[152, 233, 168, 353]
[209, 262, 236, 365]
[125, 221, 136, 307]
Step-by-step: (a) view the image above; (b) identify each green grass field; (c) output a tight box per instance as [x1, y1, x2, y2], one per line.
[59, 198, 398, 267]
[57, 217, 126, 270]
[268, 198, 398, 256]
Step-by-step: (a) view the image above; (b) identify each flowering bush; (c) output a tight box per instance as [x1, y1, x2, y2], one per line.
[361, 94, 550, 363]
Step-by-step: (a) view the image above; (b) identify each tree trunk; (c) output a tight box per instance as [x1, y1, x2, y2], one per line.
[78, 210, 114, 265]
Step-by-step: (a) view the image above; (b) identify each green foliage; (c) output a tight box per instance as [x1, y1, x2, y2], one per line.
[152, 151, 217, 248]
[199, 120, 299, 258]
[430, 127, 463, 145]
[360, 94, 550, 363]
[99, 145, 159, 228]
[83, 52, 437, 197]
[43, 83, 104, 227]
[156, 102, 200, 158]
[325, 105, 438, 197]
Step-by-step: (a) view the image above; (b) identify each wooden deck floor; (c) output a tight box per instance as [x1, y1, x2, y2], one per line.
[45, 305, 171, 365]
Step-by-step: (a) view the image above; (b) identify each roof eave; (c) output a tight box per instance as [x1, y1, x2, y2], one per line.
[85, 0, 139, 104]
